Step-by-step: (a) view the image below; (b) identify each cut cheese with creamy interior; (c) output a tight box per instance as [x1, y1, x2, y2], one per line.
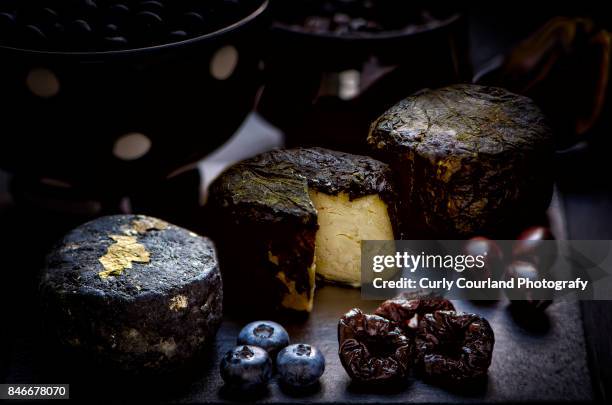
[308, 190, 395, 287]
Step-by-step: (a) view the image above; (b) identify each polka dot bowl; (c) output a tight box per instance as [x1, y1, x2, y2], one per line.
[0, 0, 269, 195]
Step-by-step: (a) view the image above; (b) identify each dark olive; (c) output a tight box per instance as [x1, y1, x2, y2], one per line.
[464, 237, 504, 280]
[503, 260, 553, 311]
[513, 226, 557, 274]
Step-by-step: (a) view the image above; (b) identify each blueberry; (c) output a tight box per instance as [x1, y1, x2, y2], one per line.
[220, 345, 272, 390]
[276, 343, 325, 388]
[237, 321, 289, 358]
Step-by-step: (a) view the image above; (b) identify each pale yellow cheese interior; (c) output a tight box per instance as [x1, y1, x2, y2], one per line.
[308, 190, 395, 287]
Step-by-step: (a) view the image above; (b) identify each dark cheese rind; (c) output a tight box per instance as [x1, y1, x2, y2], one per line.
[40, 215, 222, 374]
[210, 147, 398, 226]
[368, 84, 554, 237]
[209, 147, 399, 313]
[209, 162, 316, 227]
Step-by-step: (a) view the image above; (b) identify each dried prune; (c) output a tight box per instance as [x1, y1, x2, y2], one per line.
[416, 311, 494, 384]
[338, 308, 413, 384]
[375, 297, 455, 331]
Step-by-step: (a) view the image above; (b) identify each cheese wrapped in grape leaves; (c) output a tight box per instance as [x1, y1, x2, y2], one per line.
[208, 147, 400, 313]
[368, 84, 554, 238]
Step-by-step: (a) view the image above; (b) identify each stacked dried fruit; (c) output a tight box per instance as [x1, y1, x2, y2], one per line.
[338, 298, 495, 385]
[0, 0, 257, 51]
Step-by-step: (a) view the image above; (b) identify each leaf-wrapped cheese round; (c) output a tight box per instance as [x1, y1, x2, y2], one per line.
[208, 147, 400, 313]
[368, 84, 554, 238]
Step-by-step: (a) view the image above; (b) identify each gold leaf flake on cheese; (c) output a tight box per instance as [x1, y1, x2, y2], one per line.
[98, 235, 150, 279]
[131, 217, 168, 234]
[169, 295, 188, 311]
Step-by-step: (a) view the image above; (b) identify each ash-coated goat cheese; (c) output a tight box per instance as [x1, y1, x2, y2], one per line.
[40, 215, 222, 373]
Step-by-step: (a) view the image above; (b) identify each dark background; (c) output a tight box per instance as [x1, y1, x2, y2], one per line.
[0, 3, 611, 403]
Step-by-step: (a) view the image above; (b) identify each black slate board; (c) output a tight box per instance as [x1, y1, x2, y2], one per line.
[177, 288, 592, 404]
[1, 195, 594, 403]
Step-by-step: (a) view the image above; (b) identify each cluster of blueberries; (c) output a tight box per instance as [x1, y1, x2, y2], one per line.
[0, 0, 252, 51]
[220, 320, 326, 391]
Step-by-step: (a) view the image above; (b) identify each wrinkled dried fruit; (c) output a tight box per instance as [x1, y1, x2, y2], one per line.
[416, 311, 494, 383]
[338, 308, 413, 384]
[375, 297, 455, 331]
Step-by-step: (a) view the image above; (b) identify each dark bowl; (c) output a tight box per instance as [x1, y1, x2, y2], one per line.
[0, 0, 269, 194]
[258, 2, 470, 154]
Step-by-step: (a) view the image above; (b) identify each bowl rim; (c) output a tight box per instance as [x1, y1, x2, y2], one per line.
[0, 0, 269, 58]
[272, 12, 462, 42]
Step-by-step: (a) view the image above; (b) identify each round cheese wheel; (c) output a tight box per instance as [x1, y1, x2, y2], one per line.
[40, 214, 222, 374]
[369, 84, 554, 238]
